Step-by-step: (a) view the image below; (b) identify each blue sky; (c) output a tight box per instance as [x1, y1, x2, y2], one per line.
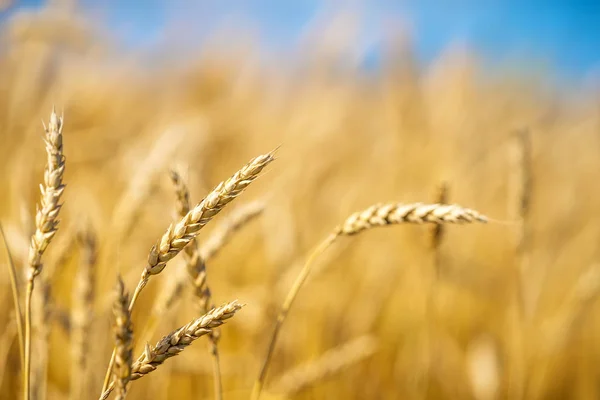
[4, 1, 600, 80]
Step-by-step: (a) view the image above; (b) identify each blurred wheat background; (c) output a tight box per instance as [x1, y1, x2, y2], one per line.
[1, 1, 600, 399]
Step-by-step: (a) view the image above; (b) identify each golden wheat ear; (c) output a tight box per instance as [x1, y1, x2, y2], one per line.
[252, 202, 488, 400]
[99, 301, 244, 400]
[24, 108, 66, 400]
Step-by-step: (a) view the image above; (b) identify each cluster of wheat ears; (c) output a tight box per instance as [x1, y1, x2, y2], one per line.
[3, 108, 491, 400]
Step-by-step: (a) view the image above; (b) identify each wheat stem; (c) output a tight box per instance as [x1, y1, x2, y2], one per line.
[0, 223, 24, 367]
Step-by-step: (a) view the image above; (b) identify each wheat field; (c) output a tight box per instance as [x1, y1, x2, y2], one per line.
[1, 3, 600, 400]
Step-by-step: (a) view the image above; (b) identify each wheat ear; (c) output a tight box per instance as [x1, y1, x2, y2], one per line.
[169, 168, 222, 400]
[24, 108, 65, 400]
[100, 301, 243, 400]
[70, 226, 97, 400]
[100, 151, 274, 395]
[113, 277, 133, 400]
[252, 202, 487, 400]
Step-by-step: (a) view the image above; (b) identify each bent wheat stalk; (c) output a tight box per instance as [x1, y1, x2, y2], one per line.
[252, 202, 488, 400]
[25, 108, 66, 400]
[100, 151, 274, 395]
[100, 301, 243, 400]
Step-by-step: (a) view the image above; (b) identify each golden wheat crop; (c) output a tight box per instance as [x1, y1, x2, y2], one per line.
[1, 3, 600, 400]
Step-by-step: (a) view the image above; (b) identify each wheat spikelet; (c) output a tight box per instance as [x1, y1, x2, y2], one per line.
[100, 151, 274, 395]
[336, 202, 487, 236]
[70, 226, 96, 400]
[24, 108, 66, 400]
[253, 202, 487, 400]
[100, 301, 243, 400]
[113, 277, 133, 400]
[273, 335, 378, 395]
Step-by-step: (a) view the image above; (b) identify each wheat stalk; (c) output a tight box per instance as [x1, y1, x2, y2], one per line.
[113, 277, 133, 400]
[252, 202, 487, 400]
[100, 301, 244, 400]
[273, 335, 377, 395]
[0, 223, 24, 367]
[24, 108, 65, 400]
[30, 278, 51, 400]
[70, 226, 97, 400]
[100, 151, 274, 395]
